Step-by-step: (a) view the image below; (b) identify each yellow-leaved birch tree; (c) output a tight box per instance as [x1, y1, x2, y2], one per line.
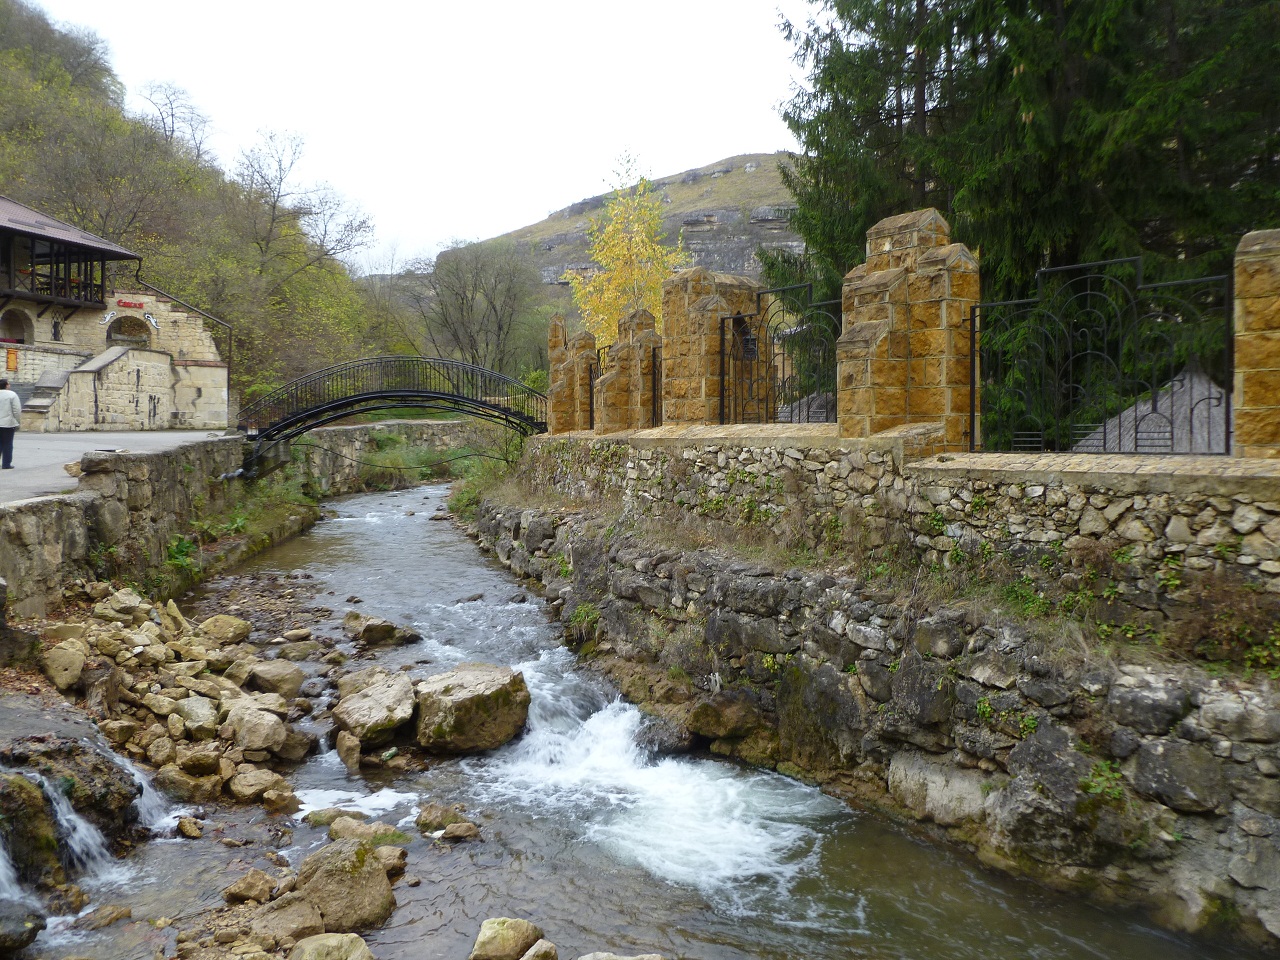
[567, 163, 690, 346]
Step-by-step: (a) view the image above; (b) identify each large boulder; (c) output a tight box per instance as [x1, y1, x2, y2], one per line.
[296, 840, 395, 933]
[229, 769, 289, 803]
[342, 612, 420, 647]
[197, 614, 253, 646]
[469, 917, 544, 960]
[289, 933, 376, 960]
[39, 640, 86, 690]
[250, 660, 307, 700]
[252, 891, 324, 942]
[224, 702, 288, 754]
[223, 868, 275, 904]
[154, 764, 223, 803]
[416, 664, 530, 753]
[333, 673, 416, 745]
[0, 900, 46, 952]
[173, 695, 220, 740]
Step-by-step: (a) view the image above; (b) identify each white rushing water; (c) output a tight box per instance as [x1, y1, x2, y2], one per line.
[26, 774, 128, 884]
[0, 833, 37, 906]
[461, 646, 847, 918]
[111, 755, 179, 832]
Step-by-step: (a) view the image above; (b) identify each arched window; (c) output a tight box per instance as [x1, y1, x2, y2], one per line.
[107, 315, 150, 345]
[0, 308, 33, 344]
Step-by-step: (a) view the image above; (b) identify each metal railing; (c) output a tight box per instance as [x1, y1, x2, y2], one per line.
[719, 284, 838, 425]
[970, 259, 1231, 455]
[237, 356, 547, 459]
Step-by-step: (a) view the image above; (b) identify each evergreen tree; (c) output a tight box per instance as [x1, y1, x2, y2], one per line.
[774, 0, 1280, 302]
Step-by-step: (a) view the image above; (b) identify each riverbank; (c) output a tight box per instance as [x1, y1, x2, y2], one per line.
[467, 495, 1280, 952]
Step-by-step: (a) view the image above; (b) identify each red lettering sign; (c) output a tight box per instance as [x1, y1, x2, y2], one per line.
[116, 299, 145, 308]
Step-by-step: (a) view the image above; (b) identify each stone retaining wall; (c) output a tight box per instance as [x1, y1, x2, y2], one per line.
[0, 420, 488, 617]
[524, 428, 1280, 612]
[472, 499, 1280, 949]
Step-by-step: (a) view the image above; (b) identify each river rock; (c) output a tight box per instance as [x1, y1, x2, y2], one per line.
[252, 891, 325, 942]
[469, 917, 544, 960]
[174, 695, 220, 739]
[176, 741, 223, 776]
[264, 786, 302, 814]
[155, 764, 223, 803]
[342, 612, 421, 646]
[327, 816, 393, 842]
[334, 672, 416, 745]
[251, 660, 307, 700]
[288, 933, 376, 960]
[441, 821, 480, 841]
[40, 639, 86, 690]
[520, 941, 558, 960]
[576, 954, 666, 960]
[296, 839, 395, 933]
[416, 664, 530, 752]
[336, 731, 362, 773]
[198, 614, 253, 646]
[336, 665, 394, 700]
[147, 735, 177, 767]
[373, 845, 407, 877]
[0, 777, 61, 887]
[229, 769, 289, 802]
[416, 802, 468, 831]
[0, 900, 46, 951]
[177, 816, 203, 838]
[225, 702, 288, 754]
[224, 868, 276, 904]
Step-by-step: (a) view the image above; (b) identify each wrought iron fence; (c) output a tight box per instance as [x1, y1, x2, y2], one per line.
[970, 260, 1232, 455]
[719, 284, 838, 425]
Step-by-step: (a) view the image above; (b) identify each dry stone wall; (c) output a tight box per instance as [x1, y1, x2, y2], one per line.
[472, 499, 1280, 949]
[523, 430, 1280, 603]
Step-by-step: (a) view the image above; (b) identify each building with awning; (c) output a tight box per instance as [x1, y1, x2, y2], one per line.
[0, 196, 228, 431]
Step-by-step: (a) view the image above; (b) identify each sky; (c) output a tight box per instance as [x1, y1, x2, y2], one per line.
[36, 0, 816, 269]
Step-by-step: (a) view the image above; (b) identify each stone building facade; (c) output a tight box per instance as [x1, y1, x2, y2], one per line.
[1, 197, 228, 432]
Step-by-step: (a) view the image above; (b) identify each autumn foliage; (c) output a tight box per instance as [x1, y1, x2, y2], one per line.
[568, 170, 690, 347]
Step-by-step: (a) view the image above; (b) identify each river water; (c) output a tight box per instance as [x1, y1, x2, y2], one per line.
[30, 485, 1260, 960]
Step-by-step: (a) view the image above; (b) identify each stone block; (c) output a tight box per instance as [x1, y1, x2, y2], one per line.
[1237, 296, 1280, 334]
[909, 387, 946, 417]
[1234, 409, 1280, 447]
[1242, 370, 1280, 407]
[1237, 331, 1280, 370]
[908, 330, 949, 358]
[875, 388, 908, 416]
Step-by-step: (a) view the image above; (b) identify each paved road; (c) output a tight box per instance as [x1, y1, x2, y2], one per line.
[0, 430, 231, 505]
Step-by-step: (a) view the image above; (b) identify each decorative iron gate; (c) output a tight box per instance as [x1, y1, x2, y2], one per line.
[719, 284, 838, 425]
[970, 260, 1232, 454]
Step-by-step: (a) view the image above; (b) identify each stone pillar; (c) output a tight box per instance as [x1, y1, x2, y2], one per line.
[547, 316, 598, 434]
[595, 309, 660, 434]
[836, 209, 978, 451]
[660, 267, 761, 425]
[1234, 230, 1280, 458]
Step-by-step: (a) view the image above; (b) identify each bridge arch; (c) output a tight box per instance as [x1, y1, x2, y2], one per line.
[236, 356, 547, 474]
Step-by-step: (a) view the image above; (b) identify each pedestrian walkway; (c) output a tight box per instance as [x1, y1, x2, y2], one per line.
[0, 430, 229, 505]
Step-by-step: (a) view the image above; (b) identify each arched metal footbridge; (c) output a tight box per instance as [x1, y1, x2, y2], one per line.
[236, 356, 547, 474]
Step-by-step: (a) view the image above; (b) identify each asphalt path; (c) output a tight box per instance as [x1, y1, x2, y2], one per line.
[0, 430, 229, 505]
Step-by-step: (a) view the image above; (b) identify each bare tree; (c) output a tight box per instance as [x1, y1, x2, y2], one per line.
[139, 82, 212, 163]
[403, 241, 539, 376]
[231, 131, 373, 295]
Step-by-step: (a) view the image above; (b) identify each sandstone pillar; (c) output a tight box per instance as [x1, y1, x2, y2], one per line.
[1234, 230, 1280, 458]
[547, 316, 598, 434]
[660, 267, 761, 425]
[836, 209, 978, 450]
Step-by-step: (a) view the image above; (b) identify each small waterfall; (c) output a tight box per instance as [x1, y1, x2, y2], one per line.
[112, 756, 176, 832]
[0, 834, 37, 906]
[26, 774, 121, 881]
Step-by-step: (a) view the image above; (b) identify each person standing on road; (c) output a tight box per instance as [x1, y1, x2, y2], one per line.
[0, 378, 21, 469]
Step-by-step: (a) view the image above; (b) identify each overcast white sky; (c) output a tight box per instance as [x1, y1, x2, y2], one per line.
[36, 0, 815, 269]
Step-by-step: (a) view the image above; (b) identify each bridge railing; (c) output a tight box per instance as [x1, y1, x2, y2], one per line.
[237, 356, 547, 438]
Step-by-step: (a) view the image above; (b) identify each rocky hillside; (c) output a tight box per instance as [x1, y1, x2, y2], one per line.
[497, 152, 803, 286]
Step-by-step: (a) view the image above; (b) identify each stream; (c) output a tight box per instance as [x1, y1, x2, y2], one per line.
[29, 485, 1261, 960]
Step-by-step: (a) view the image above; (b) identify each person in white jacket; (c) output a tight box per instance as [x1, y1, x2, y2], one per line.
[0, 378, 20, 469]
